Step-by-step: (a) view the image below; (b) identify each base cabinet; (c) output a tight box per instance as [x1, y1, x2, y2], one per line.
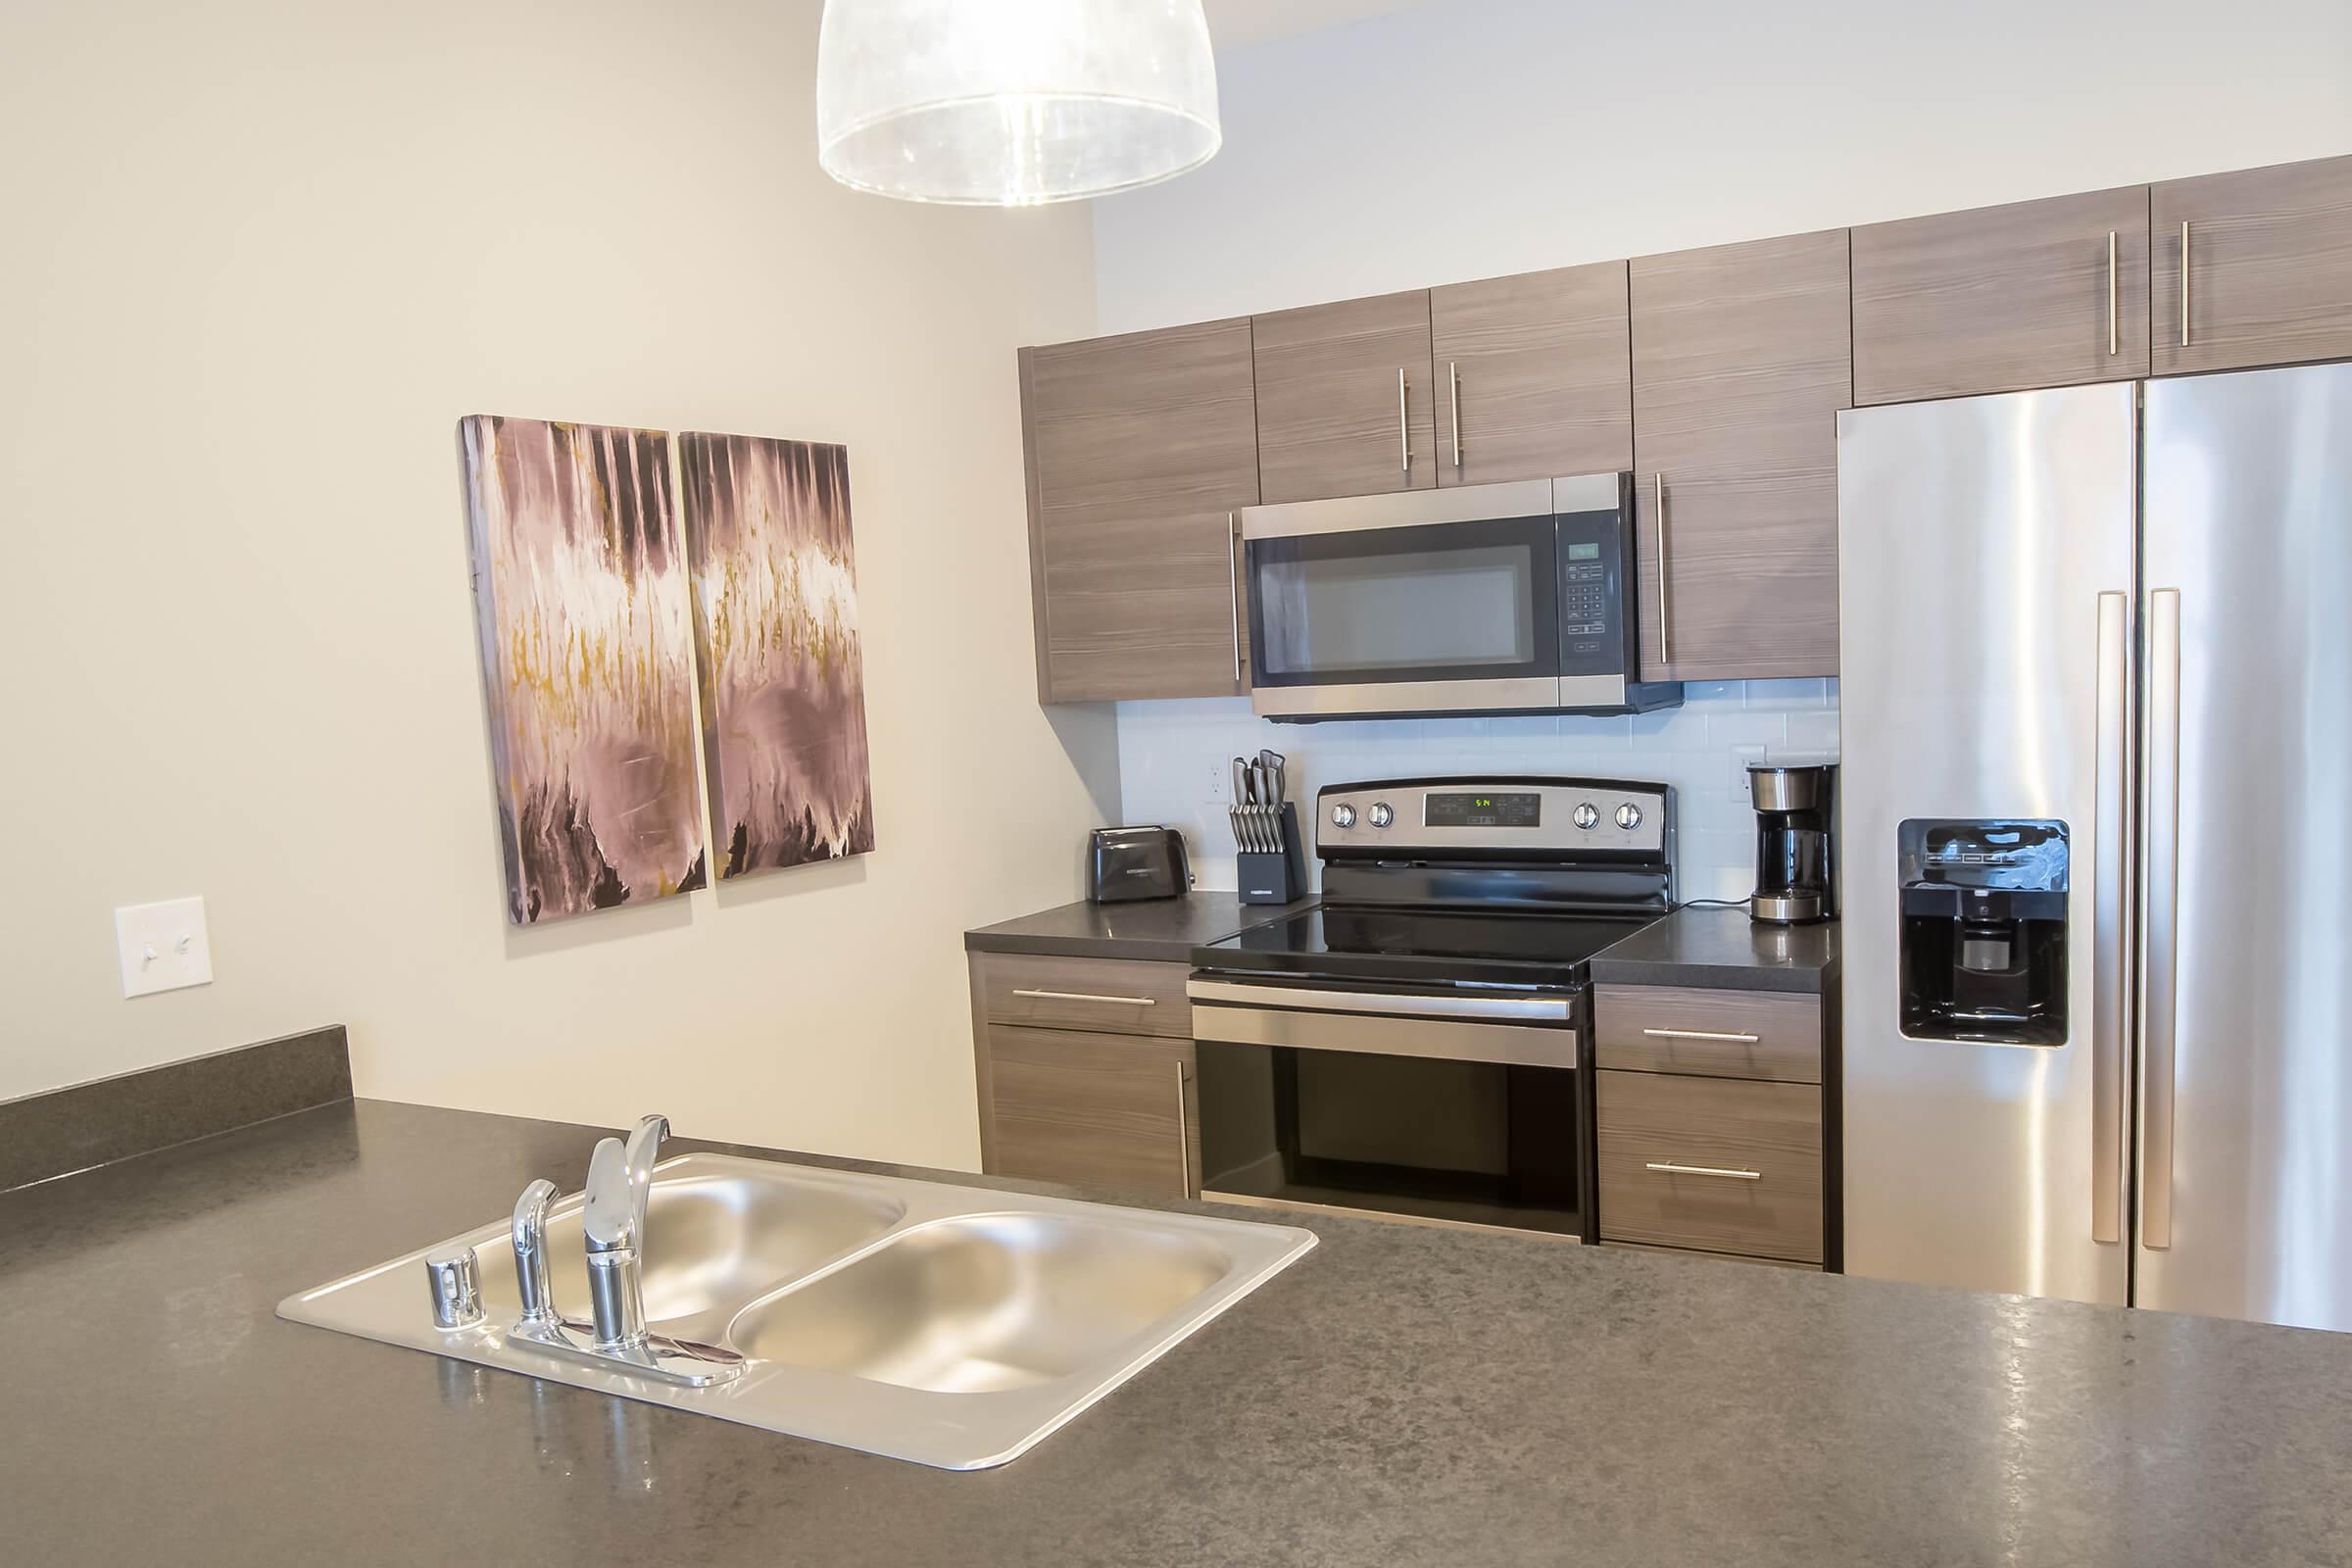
[970, 952, 1200, 1200]
[1593, 983, 1837, 1268]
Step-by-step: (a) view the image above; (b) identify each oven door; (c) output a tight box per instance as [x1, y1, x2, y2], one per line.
[1243, 483, 1560, 718]
[1187, 976, 1591, 1240]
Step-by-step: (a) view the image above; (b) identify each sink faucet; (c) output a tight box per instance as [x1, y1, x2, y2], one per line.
[582, 1113, 668, 1352]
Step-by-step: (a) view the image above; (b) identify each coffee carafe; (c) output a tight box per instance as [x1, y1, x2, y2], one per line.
[1748, 763, 1837, 924]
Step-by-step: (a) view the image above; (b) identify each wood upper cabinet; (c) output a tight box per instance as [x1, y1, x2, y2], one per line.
[1430, 262, 1634, 486]
[2153, 154, 2352, 376]
[1251, 290, 1437, 503]
[1019, 318, 1258, 704]
[1851, 184, 2151, 405]
[1629, 229, 1849, 682]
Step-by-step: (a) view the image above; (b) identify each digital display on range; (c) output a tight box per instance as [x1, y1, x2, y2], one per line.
[1424, 791, 1542, 828]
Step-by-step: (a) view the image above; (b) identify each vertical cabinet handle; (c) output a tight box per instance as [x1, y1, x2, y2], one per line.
[1651, 472, 1673, 667]
[2117, 230, 2135, 360]
[2090, 591, 2130, 1245]
[1397, 368, 1410, 473]
[1448, 361, 1462, 471]
[1175, 1061, 1194, 1197]
[2142, 588, 2183, 1250]
[1226, 512, 1243, 685]
[2180, 220, 2192, 347]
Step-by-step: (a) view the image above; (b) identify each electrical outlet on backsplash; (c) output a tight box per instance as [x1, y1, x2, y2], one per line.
[1114, 680, 1838, 903]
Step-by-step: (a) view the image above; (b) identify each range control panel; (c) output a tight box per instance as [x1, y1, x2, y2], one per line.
[1317, 778, 1670, 857]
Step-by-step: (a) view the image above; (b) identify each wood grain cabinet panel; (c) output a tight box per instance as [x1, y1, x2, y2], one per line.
[972, 952, 1194, 1038]
[1852, 184, 2151, 405]
[1020, 318, 1258, 703]
[1431, 262, 1634, 486]
[2154, 154, 2352, 376]
[1597, 1069, 1824, 1263]
[1252, 290, 1437, 503]
[1594, 985, 1822, 1083]
[981, 1025, 1199, 1200]
[1629, 229, 1849, 682]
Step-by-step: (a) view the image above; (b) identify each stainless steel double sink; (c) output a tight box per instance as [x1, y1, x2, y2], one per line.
[279, 1153, 1316, 1469]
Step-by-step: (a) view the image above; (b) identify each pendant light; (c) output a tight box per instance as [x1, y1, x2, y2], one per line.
[815, 0, 1222, 207]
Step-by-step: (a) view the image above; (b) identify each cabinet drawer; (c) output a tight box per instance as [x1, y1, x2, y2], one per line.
[1594, 984, 1821, 1082]
[1597, 1070, 1823, 1263]
[973, 952, 1192, 1037]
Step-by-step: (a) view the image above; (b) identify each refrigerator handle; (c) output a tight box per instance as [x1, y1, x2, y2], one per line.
[2091, 591, 2131, 1245]
[2142, 588, 2183, 1250]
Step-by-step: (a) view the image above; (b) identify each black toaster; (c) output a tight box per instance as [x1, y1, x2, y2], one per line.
[1086, 826, 1191, 903]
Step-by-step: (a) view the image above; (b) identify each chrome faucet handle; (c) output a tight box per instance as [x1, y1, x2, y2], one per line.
[583, 1114, 668, 1256]
[511, 1178, 559, 1327]
[581, 1116, 669, 1353]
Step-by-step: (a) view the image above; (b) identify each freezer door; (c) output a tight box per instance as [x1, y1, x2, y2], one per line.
[1837, 383, 2135, 1306]
[2139, 364, 2352, 1333]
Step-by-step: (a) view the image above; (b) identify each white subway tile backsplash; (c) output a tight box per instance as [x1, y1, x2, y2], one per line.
[1115, 678, 1840, 895]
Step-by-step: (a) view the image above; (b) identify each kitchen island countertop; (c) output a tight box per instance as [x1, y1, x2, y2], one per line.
[8, 1098, 2349, 1567]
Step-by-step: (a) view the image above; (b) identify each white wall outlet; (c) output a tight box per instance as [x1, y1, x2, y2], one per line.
[1204, 760, 1228, 804]
[1731, 745, 1768, 799]
[115, 897, 214, 999]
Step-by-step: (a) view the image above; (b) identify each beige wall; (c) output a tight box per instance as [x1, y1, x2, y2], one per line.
[1093, 0, 2352, 331]
[0, 0, 1114, 1168]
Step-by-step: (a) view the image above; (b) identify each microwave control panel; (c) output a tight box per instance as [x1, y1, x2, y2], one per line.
[1557, 494, 1637, 679]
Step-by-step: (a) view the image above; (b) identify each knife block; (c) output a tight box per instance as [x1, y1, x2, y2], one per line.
[1237, 805, 1307, 906]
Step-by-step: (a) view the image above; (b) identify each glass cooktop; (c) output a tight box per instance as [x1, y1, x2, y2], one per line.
[1192, 904, 1658, 989]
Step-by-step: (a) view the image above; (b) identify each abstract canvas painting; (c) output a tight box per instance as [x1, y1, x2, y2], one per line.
[677, 432, 876, 878]
[461, 416, 707, 923]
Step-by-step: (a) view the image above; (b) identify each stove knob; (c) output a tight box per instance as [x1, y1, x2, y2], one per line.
[1368, 802, 1395, 829]
[1330, 803, 1357, 829]
[1615, 803, 1643, 831]
[1573, 803, 1599, 830]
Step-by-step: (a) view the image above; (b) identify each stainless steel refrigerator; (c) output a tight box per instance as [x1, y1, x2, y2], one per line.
[1838, 362, 2352, 1333]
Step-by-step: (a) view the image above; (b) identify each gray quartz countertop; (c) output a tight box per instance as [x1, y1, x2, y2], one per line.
[965, 891, 1308, 963]
[1589, 905, 1840, 993]
[10, 1099, 2351, 1567]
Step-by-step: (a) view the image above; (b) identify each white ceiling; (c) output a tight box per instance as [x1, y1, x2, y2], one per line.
[1200, 0, 1432, 51]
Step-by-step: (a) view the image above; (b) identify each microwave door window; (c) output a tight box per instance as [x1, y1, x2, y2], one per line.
[1260, 545, 1536, 675]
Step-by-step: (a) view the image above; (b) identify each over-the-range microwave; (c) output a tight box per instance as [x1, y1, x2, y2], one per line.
[1241, 472, 1683, 721]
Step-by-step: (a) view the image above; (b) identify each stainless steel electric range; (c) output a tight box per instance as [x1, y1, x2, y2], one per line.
[1188, 776, 1675, 1242]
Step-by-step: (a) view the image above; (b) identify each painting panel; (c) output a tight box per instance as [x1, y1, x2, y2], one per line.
[460, 415, 707, 922]
[677, 432, 876, 877]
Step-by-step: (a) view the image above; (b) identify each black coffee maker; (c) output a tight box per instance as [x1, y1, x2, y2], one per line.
[1747, 764, 1837, 924]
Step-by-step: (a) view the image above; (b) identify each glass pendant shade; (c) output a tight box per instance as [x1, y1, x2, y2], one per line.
[815, 0, 1221, 206]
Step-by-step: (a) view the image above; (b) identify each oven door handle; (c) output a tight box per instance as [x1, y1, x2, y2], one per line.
[1186, 978, 1572, 1022]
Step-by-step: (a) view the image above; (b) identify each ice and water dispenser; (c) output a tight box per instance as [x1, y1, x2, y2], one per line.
[1897, 820, 2070, 1045]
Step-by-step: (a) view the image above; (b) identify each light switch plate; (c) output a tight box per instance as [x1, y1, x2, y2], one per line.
[115, 897, 214, 999]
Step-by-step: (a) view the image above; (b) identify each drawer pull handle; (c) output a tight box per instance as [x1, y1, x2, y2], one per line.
[1012, 988, 1157, 1006]
[1645, 1161, 1762, 1181]
[1640, 1027, 1760, 1044]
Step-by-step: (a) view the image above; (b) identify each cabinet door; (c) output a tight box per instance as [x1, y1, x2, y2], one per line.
[981, 1025, 1199, 1200]
[1431, 262, 1633, 487]
[1851, 185, 2150, 405]
[1629, 229, 1849, 681]
[1021, 318, 1258, 703]
[1252, 290, 1437, 503]
[2154, 154, 2352, 376]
